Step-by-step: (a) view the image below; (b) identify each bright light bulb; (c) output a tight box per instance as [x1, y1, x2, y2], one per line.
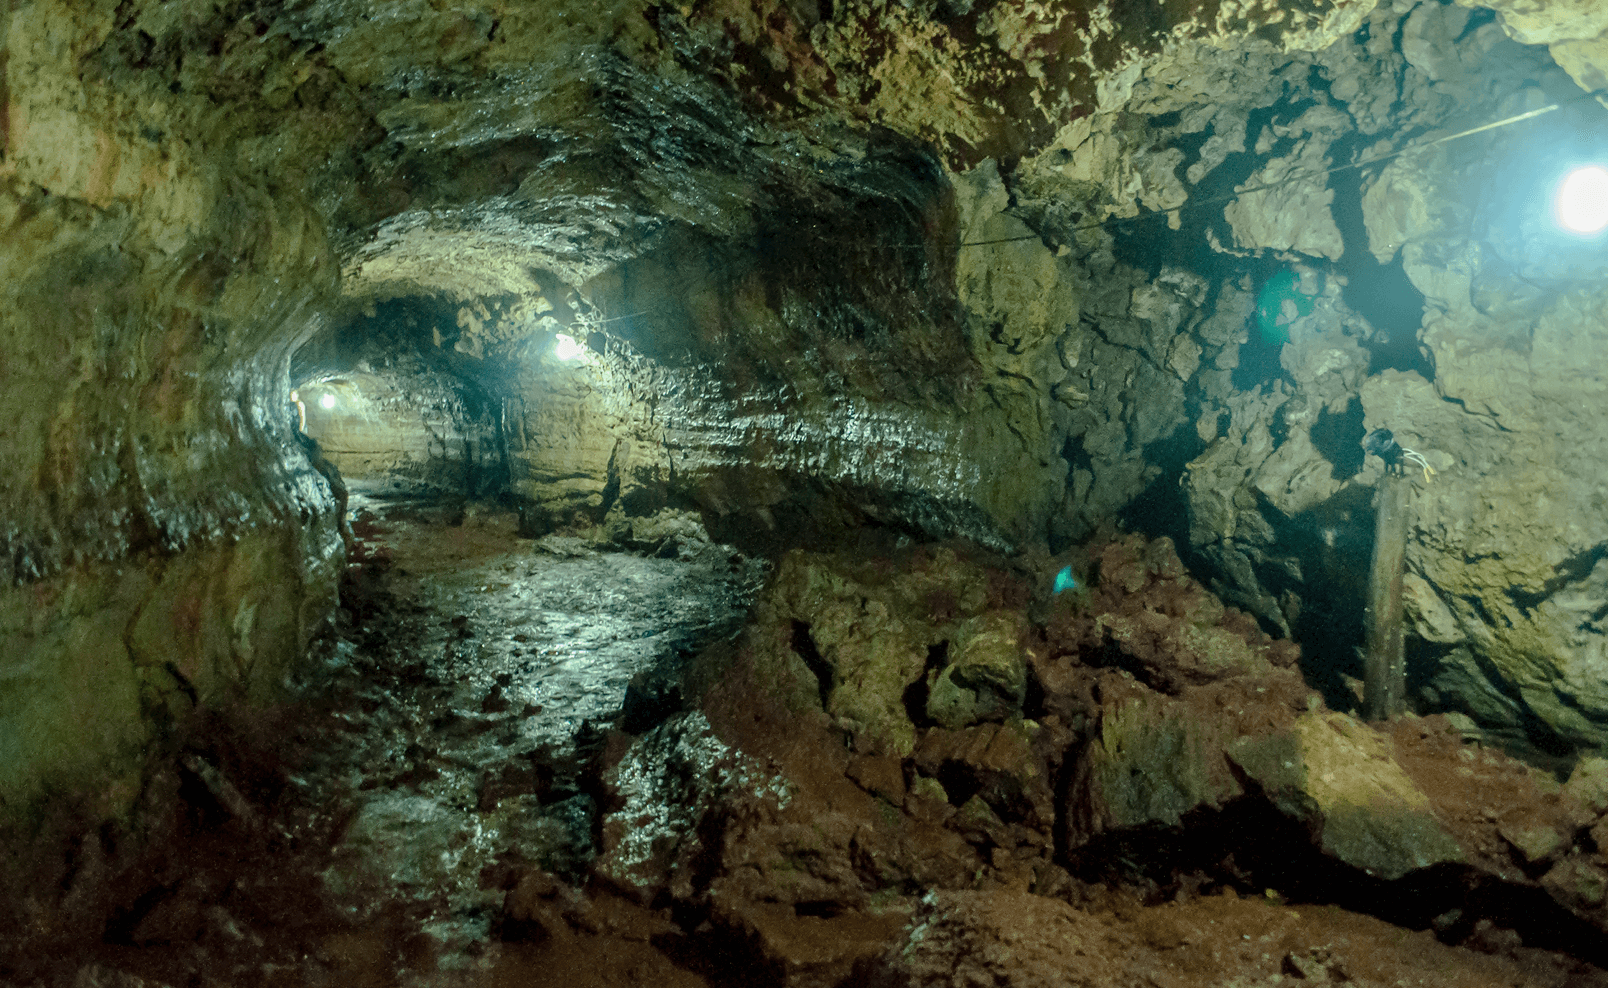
[1555, 165, 1608, 234]
[320, 393, 337, 410]
[554, 334, 584, 361]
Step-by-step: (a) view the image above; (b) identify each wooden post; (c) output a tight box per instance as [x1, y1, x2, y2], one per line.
[1364, 471, 1409, 721]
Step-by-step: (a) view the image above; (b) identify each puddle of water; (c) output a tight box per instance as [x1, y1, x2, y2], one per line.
[301, 497, 768, 978]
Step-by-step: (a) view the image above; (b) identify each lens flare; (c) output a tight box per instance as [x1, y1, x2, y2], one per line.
[1555, 165, 1608, 234]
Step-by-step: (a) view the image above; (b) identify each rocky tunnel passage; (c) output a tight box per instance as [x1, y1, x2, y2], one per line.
[7, 0, 1608, 984]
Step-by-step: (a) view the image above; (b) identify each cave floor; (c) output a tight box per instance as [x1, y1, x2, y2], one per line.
[30, 502, 1608, 988]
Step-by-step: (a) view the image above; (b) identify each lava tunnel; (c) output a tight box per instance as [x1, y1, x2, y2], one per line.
[7, 1, 1608, 985]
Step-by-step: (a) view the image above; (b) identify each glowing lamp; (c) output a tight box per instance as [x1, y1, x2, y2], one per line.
[320, 393, 337, 410]
[1554, 165, 1608, 234]
[553, 334, 584, 361]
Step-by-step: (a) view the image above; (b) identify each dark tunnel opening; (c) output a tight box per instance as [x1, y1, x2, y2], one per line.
[290, 297, 517, 501]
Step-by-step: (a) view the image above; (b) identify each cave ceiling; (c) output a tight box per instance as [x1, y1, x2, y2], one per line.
[6, 0, 1608, 831]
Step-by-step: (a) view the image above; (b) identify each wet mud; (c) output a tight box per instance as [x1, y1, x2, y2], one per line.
[9, 505, 1608, 988]
[5, 498, 764, 987]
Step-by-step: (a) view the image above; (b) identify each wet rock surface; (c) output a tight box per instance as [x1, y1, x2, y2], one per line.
[7, 0, 1608, 838]
[8, 517, 1608, 986]
[0, 500, 765, 985]
[6, 0, 1608, 985]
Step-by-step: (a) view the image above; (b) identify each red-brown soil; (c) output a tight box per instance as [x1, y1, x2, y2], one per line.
[6, 513, 1608, 988]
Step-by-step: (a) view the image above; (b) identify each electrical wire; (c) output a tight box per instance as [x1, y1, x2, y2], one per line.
[541, 88, 1607, 331]
[959, 86, 1607, 249]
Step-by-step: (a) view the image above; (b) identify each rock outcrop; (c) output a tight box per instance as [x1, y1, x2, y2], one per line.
[1353, 86, 1608, 748]
[574, 533, 1608, 984]
[2, 2, 345, 841]
[6, 0, 1608, 935]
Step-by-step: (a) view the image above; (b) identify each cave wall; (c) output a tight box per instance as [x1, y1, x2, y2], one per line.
[303, 0, 1440, 558]
[297, 369, 505, 498]
[1131, 12, 1608, 747]
[1358, 111, 1608, 748]
[335, 209, 1067, 550]
[315, 98, 1082, 550]
[0, 2, 348, 834]
[0, 0, 681, 835]
[6, 0, 1608, 870]
[291, 305, 508, 498]
[930, 0, 1608, 749]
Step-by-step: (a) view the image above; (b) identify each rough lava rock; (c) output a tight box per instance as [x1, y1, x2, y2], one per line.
[578, 533, 1608, 985]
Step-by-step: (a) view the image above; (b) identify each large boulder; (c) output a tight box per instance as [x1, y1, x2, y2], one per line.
[757, 546, 1031, 757]
[1231, 711, 1466, 881]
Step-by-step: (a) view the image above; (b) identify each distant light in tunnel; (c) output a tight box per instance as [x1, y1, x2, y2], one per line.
[1555, 165, 1608, 234]
[320, 393, 337, 410]
[553, 334, 584, 361]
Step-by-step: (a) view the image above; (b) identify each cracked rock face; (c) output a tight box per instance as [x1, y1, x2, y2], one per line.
[5, 0, 1608, 883]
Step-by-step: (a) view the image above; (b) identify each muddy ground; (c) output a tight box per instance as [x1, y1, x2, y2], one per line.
[6, 500, 1608, 988]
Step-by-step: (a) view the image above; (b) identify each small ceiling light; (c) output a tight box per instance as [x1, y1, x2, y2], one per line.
[553, 334, 584, 361]
[320, 393, 337, 410]
[1555, 165, 1608, 234]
